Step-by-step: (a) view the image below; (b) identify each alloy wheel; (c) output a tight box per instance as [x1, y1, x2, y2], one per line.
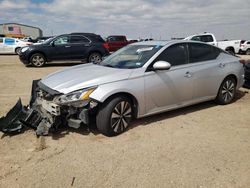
[32, 55, 45, 67]
[221, 80, 235, 103]
[89, 53, 102, 63]
[111, 101, 132, 133]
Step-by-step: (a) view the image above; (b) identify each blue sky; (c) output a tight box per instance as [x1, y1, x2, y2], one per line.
[0, 0, 250, 40]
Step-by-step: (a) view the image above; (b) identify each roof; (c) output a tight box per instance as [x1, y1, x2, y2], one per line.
[0, 23, 42, 31]
[130, 40, 176, 46]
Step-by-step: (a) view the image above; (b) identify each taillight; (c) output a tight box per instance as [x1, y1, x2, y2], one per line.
[102, 43, 109, 52]
[239, 59, 246, 65]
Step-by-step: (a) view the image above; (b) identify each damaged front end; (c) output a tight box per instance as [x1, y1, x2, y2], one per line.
[0, 80, 99, 136]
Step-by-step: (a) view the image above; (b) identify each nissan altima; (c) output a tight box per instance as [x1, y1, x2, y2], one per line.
[0, 41, 245, 136]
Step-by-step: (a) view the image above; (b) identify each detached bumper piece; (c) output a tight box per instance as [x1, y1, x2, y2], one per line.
[0, 99, 42, 134]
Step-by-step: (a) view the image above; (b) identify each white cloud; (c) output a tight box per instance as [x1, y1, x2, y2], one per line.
[0, 0, 250, 39]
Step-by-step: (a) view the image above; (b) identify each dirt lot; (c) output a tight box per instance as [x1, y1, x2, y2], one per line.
[0, 55, 250, 188]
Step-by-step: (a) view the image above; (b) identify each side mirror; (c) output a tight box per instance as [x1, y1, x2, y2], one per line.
[153, 61, 171, 70]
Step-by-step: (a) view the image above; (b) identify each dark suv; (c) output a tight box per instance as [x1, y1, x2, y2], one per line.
[19, 33, 109, 67]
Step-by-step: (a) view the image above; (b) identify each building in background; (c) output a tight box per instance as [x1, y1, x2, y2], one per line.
[0, 23, 43, 39]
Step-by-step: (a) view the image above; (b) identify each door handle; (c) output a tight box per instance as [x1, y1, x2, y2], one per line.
[219, 63, 225, 68]
[65, 45, 71, 48]
[184, 71, 192, 78]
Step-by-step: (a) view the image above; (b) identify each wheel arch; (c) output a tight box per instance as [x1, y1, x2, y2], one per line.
[28, 51, 48, 63]
[14, 47, 21, 52]
[225, 46, 235, 53]
[98, 92, 139, 118]
[224, 74, 238, 85]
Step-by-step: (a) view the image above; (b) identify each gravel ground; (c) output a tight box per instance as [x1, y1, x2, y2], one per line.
[0, 55, 250, 188]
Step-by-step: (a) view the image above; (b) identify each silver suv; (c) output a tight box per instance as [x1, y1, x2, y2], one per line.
[0, 41, 245, 136]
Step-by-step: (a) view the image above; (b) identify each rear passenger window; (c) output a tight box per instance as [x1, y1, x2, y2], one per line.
[188, 43, 220, 63]
[70, 36, 89, 43]
[247, 42, 250, 44]
[155, 44, 188, 66]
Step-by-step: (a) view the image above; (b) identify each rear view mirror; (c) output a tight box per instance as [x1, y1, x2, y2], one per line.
[153, 61, 171, 70]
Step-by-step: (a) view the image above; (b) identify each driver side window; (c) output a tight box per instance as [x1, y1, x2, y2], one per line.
[155, 44, 188, 66]
[54, 36, 69, 45]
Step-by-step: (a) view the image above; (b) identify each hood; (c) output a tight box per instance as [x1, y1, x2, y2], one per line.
[40, 64, 133, 94]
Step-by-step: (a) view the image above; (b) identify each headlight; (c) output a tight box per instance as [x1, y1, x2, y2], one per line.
[54, 87, 97, 105]
[21, 46, 29, 53]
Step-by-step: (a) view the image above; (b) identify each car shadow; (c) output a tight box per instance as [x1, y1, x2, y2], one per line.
[50, 90, 247, 139]
[45, 62, 86, 67]
[129, 90, 247, 131]
[0, 90, 247, 140]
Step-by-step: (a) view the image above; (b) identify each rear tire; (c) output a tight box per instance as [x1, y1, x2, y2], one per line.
[88, 52, 102, 64]
[96, 96, 133, 136]
[226, 48, 235, 55]
[246, 49, 250, 55]
[30, 53, 46, 67]
[215, 77, 236, 105]
[15, 47, 21, 55]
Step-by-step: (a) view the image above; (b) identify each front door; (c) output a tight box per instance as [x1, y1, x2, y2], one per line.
[144, 43, 194, 115]
[49, 35, 72, 60]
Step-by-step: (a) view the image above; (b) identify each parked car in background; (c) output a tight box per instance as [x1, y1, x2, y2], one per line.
[239, 40, 250, 55]
[2, 40, 244, 136]
[19, 33, 109, 67]
[0, 37, 32, 54]
[185, 33, 241, 55]
[104, 35, 130, 52]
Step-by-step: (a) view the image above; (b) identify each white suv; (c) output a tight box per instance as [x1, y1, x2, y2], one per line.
[239, 40, 250, 55]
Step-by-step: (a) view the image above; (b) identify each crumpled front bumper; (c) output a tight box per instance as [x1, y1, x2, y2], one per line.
[0, 80, 95, 136]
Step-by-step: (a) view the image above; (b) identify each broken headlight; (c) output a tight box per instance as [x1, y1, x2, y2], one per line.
[54, 87, 97, 105]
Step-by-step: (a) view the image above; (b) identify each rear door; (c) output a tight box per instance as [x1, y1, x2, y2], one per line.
[144, 43, 194, 114]
[187, 43, 223, 99]
[69, 35, 91, 59]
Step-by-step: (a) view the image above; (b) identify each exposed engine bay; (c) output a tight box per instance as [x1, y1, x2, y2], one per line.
[0, 80, 98, 136]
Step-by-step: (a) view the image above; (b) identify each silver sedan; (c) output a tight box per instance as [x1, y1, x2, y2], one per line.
[0, 40, 245, 136]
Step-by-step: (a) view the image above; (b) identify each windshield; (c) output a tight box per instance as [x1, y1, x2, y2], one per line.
[100, 44, 162, 69]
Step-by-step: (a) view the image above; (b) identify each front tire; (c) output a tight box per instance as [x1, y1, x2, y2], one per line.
[226, 48, 235, 55]
[96, 96, 133, 136]
[88, 52, 102, 64]
[30, 53, 46, 67]
[215, 77, 236, 105]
